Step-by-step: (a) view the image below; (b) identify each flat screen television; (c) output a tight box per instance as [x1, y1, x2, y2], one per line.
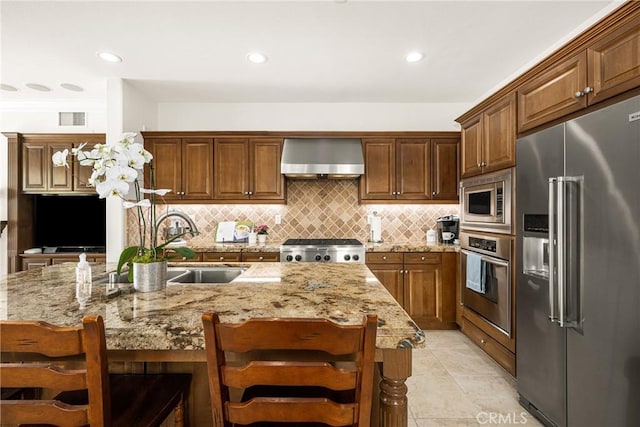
[33, 195, 106, 249]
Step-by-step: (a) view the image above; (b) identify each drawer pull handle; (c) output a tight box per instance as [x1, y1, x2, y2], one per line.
[259, 256, 264, 260]
[219, 257, 224, 261]
[480, 339, 486, 344]
[421, 256, 425, 261]
[382, 256, 387, 260]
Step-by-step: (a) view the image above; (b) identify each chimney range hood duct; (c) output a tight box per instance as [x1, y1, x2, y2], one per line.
[281, 138, 364, 179]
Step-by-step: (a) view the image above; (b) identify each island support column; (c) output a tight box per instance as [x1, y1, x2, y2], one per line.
[379, 347, 412, 427]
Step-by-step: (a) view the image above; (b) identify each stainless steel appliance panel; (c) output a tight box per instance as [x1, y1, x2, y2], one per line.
[460, 231, 512, 336]
[564, 95, 640, 427]
[516, 94, 640, 427]
[516, 123, 567, 427]
[459, 168, 513, 234]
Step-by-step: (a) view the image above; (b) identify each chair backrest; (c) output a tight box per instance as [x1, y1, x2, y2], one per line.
[202, 312, 377, 427]
[0, 315, 111, 426]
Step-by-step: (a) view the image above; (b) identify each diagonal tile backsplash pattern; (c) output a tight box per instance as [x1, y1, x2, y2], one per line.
[126, 180, 459, 246]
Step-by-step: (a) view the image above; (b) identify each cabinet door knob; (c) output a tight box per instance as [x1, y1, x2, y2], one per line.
[249, 191, 253, 195]
[477, 163, 481, 168]
[574, 87, 592, 98]
[421, 256, 425, 261]
[480, 339, 486, 344]
[382, 256, 387, 260]
[432, 191, 436, 196]
[219, 257, 224, 261]
[258, 256, 264, 260]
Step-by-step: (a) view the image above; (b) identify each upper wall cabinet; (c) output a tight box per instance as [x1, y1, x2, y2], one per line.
[461, 93, 516, 178]
[360, 136, 459, 203]
[214, 137, 285, 203]
[21, 134, 104, 194]
[518, 15, 640, 133]
[145, 137, 214, 201]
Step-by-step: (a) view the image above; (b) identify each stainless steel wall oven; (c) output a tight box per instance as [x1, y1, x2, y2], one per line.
[460, 231, 512, 336]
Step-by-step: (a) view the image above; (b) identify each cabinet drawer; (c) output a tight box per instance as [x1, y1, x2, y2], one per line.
[243, 252, 279, 262]
[202, 252, 242, 262]
[166, 252, 203, 262]
[365, 252, 403, 264]
[463, 318, 515, 376]
[403, 253, 441, 264]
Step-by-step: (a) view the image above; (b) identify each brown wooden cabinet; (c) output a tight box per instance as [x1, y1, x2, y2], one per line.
[145, 137, 214, 201]
[242, 252, 280, 262]
[365, 252, 404, 302]
[366, 251, 457, 329]
[518, 14, 640, 133]
[461, 93, 516, 178]
[22, 140, 100, 194]
[213, 137, 285, 203]
[21, 254, 106, 270]
[360, 137, 459, 203]
[431, 138, 460, 200]
[202, 252, 243, 262]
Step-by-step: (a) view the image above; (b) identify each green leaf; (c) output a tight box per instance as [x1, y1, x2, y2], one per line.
[172, 246, 196, 259]
[117, 246, 139, 275]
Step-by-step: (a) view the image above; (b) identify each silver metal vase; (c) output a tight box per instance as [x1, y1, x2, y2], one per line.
[133, 261, 168, 292]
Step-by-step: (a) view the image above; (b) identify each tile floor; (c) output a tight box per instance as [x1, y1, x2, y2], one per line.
[407, 330, 543, 427]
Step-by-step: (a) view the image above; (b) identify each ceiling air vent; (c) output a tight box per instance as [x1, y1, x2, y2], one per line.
[58, 112, 86, 126]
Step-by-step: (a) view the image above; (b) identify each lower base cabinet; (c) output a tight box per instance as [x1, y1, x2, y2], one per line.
[367, 251, 457, 330]
[21, 254, 106, 270]
[462, 317, 515, 376]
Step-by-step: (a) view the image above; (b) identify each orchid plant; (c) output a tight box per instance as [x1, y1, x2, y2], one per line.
[52, 133, 195, 277]
[255, 224, 269, 235]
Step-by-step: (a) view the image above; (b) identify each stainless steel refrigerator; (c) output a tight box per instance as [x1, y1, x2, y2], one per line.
[516, 94, 640, 427]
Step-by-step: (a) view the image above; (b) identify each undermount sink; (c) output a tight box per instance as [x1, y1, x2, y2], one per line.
[168, 267, 246, 284]
[97, 267, 245, 285]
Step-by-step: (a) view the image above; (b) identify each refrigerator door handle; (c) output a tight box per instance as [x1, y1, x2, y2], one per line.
[557, 177, 566, 327]
[558, 176, 583, 329]
[548, 178, 559, 323]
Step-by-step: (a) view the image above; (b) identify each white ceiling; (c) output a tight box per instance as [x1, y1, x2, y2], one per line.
[0, 1, 621, 105]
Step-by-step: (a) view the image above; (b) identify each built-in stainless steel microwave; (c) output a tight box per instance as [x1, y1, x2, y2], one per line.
[459, 168, 513, 234]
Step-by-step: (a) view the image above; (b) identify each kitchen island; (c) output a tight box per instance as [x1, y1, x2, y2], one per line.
[0, 261, 424, 426]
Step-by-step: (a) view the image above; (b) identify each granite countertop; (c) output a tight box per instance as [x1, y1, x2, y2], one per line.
[365, 241, 459, 253]
[188, 241, 459, 253]
[0, 262, 424, 351]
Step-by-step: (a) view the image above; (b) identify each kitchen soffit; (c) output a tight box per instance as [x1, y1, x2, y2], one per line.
[0, 1, 619, 104]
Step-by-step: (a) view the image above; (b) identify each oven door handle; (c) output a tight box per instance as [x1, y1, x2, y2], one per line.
[460, 249, 509, 268]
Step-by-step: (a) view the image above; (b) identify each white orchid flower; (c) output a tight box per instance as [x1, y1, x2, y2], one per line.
[140, 188, 171, 196]
[52, 149, 69, 167]
[122, 199, 151, 209]
[120, 132, 137, 147]
[117, 145, 147, 170]
[96, 179, 130, 198]
[106, 165, 138, 183]
[71, 142, 87, 155]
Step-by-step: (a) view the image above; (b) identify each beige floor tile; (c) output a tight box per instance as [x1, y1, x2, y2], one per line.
[407, 373, 482, 419]
[407, 331, 543, 427]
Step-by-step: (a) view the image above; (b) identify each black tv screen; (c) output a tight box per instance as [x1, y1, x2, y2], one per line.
[33, 195, 106, 248]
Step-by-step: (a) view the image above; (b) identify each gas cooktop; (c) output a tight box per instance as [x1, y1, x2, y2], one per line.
[280, 238, 365, 263]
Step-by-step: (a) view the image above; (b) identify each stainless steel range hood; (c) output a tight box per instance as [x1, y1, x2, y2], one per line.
[281, 138, 364, 179]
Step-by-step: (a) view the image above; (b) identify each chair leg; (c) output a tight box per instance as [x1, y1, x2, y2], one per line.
[174, 394, 185, 427]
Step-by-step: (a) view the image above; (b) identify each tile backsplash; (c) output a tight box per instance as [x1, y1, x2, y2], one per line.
[126, 180, 459, 246]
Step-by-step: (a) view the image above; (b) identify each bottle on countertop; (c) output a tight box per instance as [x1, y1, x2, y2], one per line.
[76, 253, 92, 308]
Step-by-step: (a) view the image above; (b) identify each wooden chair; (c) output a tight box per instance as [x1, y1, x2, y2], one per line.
[0, 315, 191, 427]
[202, 312, 377, 427]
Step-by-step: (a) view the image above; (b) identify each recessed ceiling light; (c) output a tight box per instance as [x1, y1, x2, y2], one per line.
[0, 84, 18, 92]
[405, 51, 425, 63]
[60, 83, 84, 92]
[97, 51, 122, 63]
[25, 83, 51, 92]
[246, 52, 268, 64]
